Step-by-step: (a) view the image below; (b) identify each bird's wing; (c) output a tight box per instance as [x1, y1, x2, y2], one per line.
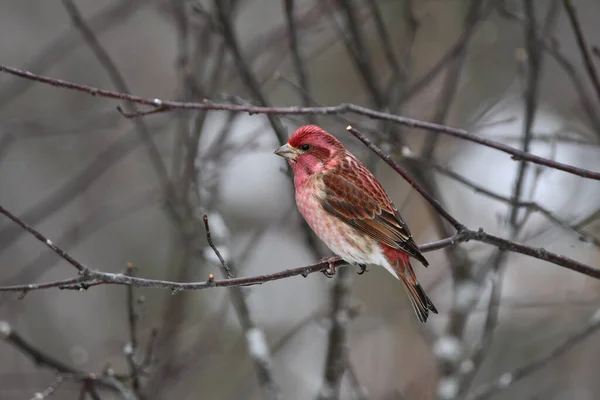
[320, 157, 428, 267]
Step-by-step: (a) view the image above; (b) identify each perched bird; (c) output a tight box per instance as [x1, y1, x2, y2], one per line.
[275, 125, 437, 322]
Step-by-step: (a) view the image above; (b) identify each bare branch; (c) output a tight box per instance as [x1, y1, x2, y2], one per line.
[1, 64, 597, 180]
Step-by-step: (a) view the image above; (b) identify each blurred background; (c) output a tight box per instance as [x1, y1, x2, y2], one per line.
[1, 0, 600, 399]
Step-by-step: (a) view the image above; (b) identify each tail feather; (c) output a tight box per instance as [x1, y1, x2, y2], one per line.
[395, 254, 437, 323]
[381, 244, 437, 322]
[399, 275, 438, 323]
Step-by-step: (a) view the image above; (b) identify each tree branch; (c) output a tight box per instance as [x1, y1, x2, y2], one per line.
[1, 64, 597, 180]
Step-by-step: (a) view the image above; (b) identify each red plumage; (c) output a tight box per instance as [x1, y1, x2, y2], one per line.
[275, 125, 437, 322]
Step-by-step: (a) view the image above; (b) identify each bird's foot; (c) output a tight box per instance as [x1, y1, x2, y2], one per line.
[357, 264, 369, 275]
[319, 256, 340, 278]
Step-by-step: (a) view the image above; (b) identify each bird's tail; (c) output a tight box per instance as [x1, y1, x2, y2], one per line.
[394, 254, 437, 323]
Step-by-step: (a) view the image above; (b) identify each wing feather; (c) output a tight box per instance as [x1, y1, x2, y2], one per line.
[320, 156, 428, 267]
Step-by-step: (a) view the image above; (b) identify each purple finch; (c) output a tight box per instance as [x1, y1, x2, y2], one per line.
[275, 125, 437, 322]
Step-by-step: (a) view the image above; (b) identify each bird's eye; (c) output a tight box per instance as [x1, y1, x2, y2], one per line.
[300, 144, 310, 151]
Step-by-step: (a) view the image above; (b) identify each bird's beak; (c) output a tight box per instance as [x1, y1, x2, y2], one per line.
[274, 143, 300, 162]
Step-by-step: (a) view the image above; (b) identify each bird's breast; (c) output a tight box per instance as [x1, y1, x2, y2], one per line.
[295, 179, 380, 266]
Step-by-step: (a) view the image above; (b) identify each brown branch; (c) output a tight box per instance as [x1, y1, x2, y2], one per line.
[2, 64, 597, 180]
[0, 218, 597, 294]
[562, 0, 600, 105]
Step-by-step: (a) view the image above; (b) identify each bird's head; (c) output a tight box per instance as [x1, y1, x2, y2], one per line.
[274, 125, 344, 182]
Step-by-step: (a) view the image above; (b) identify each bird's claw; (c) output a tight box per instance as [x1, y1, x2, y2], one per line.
[319, 256, 339, 278]
[321, 269, 335, 278]
[357, 264, 369, 275]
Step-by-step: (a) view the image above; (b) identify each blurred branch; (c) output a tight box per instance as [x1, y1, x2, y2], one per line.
[0, 189, 158, 297]
[123, 264, 142, 398]
[562, 0, 600, 105]
[0, 321, 134, 399]
[203, 215, 280, 400]
[402, 149, 600, 248]
[284, 0, 316, 125]
[31, 376, 64, 400]
[365, 0, 407, 87]
[451, 3, 559, 396]
[317, 267, 353, 400]
[466, 308, 600, 400]
[2, 64, 597, 180]
[211, 0, 288, 145]
[0, 0, 141, 109]
[61, 0, 183, 228]
[0, 117, 172, 256]
[396, 1, 490, 107]
[497, 2, 600, 133]
[422, 0, 487, 159]
[209, 0, 323, 262]
[332, 0, 385, 108]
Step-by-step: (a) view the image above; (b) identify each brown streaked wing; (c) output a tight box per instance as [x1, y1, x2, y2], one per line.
[320, 160, 428, 267]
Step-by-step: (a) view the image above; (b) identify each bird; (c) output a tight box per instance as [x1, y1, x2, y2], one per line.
[274, 124, 437, 322]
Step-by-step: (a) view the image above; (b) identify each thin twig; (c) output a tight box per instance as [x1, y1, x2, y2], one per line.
[202, 215, 234, 279]
[0, 204, 87, 272]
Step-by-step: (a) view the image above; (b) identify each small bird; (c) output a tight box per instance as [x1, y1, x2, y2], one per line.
[275, 125, 437, 322]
